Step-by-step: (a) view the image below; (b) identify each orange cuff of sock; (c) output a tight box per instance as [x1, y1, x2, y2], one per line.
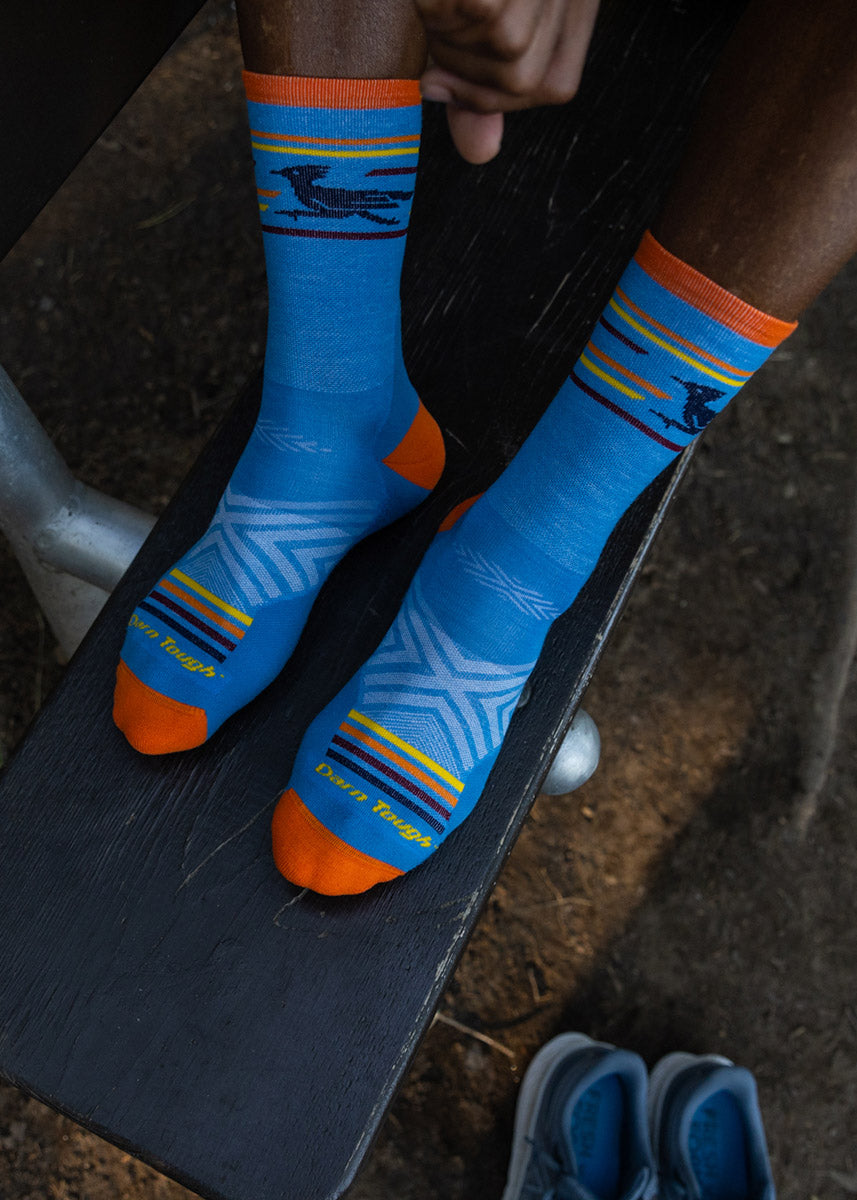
[243, 71, 422, 110]
[636, 231, 797, 349]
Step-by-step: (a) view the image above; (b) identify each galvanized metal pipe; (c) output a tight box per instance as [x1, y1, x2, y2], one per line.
[0, 365, 155, 656]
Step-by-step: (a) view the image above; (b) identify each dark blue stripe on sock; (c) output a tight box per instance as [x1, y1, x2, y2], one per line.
[151, 590, 237, 651]
[138, 601, 227, 663]
[599, 316, 647, 355]
[331, 735, 452, 820]
[326, 749, 445, 834]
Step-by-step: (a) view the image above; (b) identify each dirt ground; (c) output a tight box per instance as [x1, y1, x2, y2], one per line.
[1, 4, 856, 1198]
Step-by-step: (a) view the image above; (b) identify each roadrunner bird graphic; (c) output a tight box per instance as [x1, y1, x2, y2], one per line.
[273, 164, 414, 226]
[651, 378, 724, 437]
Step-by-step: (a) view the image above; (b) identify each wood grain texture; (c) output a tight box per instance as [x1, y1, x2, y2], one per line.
[0, 2, 745, 1197]
[0, 0, 206, 260]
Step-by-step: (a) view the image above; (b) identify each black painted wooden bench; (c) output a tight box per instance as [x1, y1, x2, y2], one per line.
[0, 2, 744, 1197]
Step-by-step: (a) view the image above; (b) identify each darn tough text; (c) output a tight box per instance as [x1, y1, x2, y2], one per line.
[128, 613, 218, 676]
[315, 761, 433, 847]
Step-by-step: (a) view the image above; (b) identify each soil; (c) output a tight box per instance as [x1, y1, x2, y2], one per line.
[1, 4, 856, 1199]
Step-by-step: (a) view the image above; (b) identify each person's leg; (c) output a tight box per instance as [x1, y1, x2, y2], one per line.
[234, 0, 426, 78]
[113, 1, 443, 754]
[654, 0, 857, 320]
[273, 0, 857, 894]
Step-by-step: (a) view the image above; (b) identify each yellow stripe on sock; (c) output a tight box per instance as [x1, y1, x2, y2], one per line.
[170, 570, 253, 626]
[347, 710, 464, 792]
[251, 141, 419, 159]
[608, 298, 744, 387]
[250, 130, 421, 147]
[579, 352, 644, 400]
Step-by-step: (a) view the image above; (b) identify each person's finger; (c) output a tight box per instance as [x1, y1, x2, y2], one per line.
[421, 66, 526, 113]
[415, 0, 515, 39]
[539, 0, 600, 102]
[422, 0, 546, 61]
[446, 106, 505, 162]
[422, 0, 568, 100]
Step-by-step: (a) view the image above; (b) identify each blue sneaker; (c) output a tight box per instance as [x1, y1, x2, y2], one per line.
[501, 1033, 656, 1200]
[648, 1052, 776, 1200]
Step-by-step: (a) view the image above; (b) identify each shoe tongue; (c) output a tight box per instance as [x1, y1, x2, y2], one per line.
[551, 1053, 652, 1200]
[558, 1047, 640, 1112]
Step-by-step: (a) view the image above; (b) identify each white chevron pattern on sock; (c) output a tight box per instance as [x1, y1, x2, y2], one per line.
[252, 421, 333, 455]
[182, 485, 377, 607]
[358, 577, 535, 776]
[455, 544, 562, 620]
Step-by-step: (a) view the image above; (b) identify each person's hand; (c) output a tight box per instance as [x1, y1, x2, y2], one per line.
[416, 0, 601, 164]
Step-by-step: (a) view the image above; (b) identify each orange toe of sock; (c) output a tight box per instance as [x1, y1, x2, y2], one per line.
[272, 788, 403, 896]
[113, 660, 208, 755]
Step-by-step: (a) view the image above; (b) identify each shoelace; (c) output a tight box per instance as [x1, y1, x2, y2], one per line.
[521, 1139, 657, 1200]
[659, 1175, 691, 1200]
[520, 1140, 588, 1200]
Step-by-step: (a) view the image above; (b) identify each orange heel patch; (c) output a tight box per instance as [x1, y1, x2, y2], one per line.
[272, 788, 403, 895]
[113, 660, 208, 755]
[438, 493, 483, 531]
[383, 400, 445, 491]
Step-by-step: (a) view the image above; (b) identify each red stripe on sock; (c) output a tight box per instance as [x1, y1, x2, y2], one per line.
[261, 224, 408, 241]
[571, 370, 684, 453]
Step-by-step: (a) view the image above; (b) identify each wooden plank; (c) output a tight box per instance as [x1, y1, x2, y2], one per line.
[0, 2, 745, 1198]
[0, 0, 205, 260]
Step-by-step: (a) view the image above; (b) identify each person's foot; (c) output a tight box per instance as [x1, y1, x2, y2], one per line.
[114, 391, 443, 754]
[113, 74, 444, 754]
[271, 229, 796, 892]
[270, 494, 574, 894]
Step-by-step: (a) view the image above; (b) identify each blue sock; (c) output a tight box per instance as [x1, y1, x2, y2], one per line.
[272, 231, 795, 894]
[114, 73, 444, 754]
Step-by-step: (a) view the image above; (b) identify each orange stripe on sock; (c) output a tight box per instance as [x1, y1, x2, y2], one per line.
[635, 230, 797, 349]
[382, 400, 445, 491]
[256, 188, 281, 197]
[249, 130, 420, 147]
[340, 722, 459, 807]
[614, 285, 752, 376]
[585, 342, 671, 399]
[158, 579, 246, 639]
[243, 71, 421, 110]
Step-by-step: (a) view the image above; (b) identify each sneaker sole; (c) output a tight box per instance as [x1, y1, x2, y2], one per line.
[501, 1033, 610, 1200]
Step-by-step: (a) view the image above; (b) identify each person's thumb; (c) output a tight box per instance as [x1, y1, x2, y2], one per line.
[445, 106, 504, 164]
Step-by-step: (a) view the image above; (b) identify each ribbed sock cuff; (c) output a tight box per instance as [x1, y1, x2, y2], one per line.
[243, 71, 421, 109]
[636, 231, 797, 348]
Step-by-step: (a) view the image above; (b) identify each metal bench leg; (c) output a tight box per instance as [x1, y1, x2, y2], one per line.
[0, 366, 155, 658]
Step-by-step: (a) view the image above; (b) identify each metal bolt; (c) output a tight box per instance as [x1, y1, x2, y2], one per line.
[541, 709, 601, 795]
